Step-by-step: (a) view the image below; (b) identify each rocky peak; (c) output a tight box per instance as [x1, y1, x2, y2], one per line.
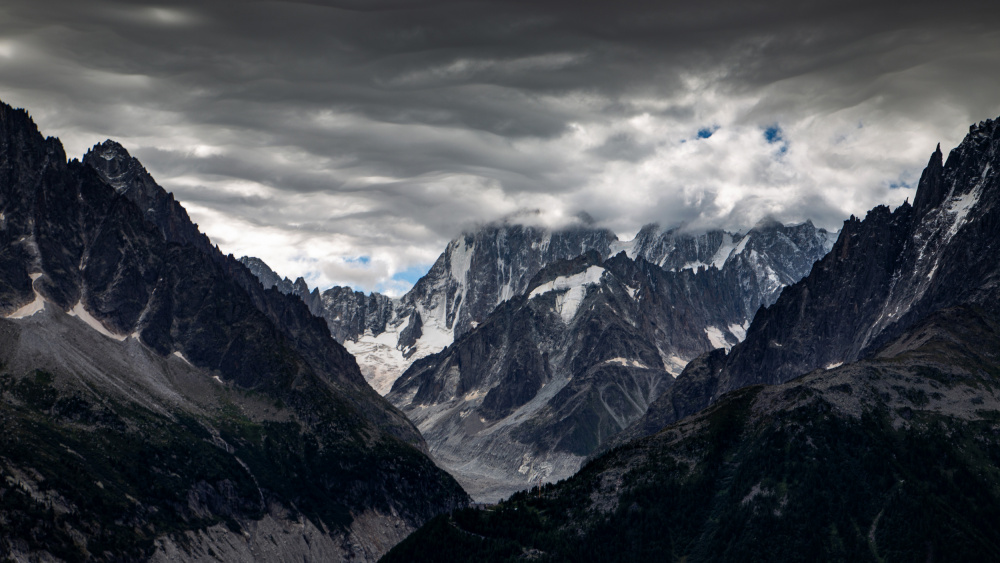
[625, 224, 731, 271]
[239, 256, 295, 294]
[82, 140, 141, 193]
[83, 140, 214, 255]
[912, 143, 945, 216]
[624, 219, 835, 280]
[751, 215, 783, 230]
[242, 215, 834, 396]
[398, 221, 618, 340]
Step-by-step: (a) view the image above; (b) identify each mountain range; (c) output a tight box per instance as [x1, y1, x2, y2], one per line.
[381, 117, 1000, 561]
[243, 214, 834, 396]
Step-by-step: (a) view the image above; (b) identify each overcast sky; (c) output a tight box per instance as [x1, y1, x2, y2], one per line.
[2, 0, 999, 295]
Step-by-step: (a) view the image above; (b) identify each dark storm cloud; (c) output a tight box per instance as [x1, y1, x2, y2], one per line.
[1, 0, 999, 291]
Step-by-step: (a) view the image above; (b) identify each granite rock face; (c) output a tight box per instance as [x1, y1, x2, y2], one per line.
[0, 102, 467, 561]
[83, 140, 216, 257]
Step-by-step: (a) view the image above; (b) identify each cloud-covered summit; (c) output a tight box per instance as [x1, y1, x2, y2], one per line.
[2, 0, 998, 294]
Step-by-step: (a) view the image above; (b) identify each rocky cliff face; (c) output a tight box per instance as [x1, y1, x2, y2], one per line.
[239, 256, 299, 296]
[613, 117, 1000, 449]
[244, 217, 833, 395]
[0, 103, 467, 561]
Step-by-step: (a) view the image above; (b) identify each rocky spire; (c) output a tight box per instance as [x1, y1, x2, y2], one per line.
[912, 143, 945, 216]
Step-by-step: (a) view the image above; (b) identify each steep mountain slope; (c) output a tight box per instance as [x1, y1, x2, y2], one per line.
[0, 103, 467, 561]
[385, 221, 834, 502]
[613, 118, 1000, 446]
[382, 305, 1000, 562]
[244, 219, 833, 395]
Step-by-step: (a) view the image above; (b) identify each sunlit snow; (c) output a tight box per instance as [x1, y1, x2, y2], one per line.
[529, 265, 605, 323]
[704, 325, 729, 350]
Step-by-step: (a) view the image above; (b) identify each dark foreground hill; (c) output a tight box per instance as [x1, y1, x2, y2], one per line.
[0, 103, 467, 561]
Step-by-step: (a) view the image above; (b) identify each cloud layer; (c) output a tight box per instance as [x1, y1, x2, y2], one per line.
[2, 0, 999, 294]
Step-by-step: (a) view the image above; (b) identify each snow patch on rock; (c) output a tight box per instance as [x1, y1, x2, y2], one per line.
[529, 266, 606, 299]
[172, 350, 193, 366]
[944, 167, 985, 241]
[345, 329, 409, 395]
[704, 326, 729, 350]
[731, 234, 751, 257]
[604, 357, 649, 369]
[530, 266, 605, 323]
[711, 233, 737, 269]
[728, 321, 748, 342]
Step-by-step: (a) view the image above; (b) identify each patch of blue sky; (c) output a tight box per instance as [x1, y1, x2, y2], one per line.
[392, 265, 430, 285]
[288, 255, 322, 283]
[764, 125, 787, 154]
[697, 126, 719, 139]
[764, 125, 783, 144]
[357, 265, 432, 296]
